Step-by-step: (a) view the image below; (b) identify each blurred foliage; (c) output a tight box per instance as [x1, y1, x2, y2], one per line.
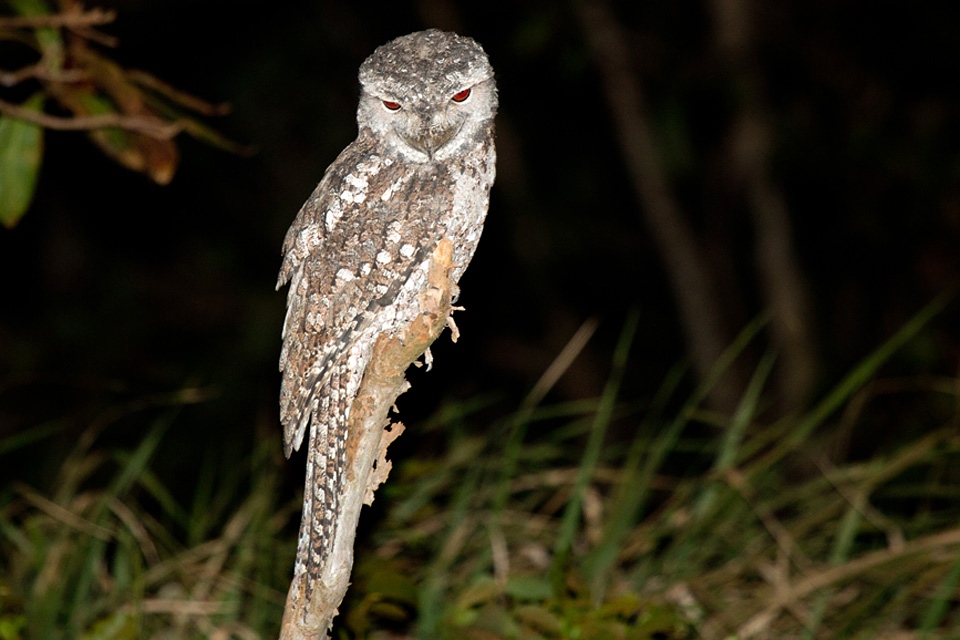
[0, 0, 245, 227]
[0, 388, 290, 639]
[1, 303, 959, 638]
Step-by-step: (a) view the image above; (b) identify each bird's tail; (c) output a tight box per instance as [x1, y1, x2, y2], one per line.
[293, 371, 349, 590]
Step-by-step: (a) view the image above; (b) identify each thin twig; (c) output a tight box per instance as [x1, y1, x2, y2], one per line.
[0, 63, 89, 87]
[0, 96, 181, 139]
[525, 317, 599, 408]
[69, 25, 118, 48]
[13, 482, 114, 541]
[128, 69, 233, 116]
[139, 599, 230, 615]
[0, 8, 115, 29]
[737, 527, 960, 638]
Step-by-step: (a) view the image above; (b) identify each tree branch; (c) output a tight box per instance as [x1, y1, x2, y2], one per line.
[0, 63, 89, 87]
[575, 0, 741, 410]
[127, 69, 233, 117]
[279, 239, 460, 639]
[0, 96, 181, 139]
[0, 7, 115, 29]
[709, 0, 818, 409]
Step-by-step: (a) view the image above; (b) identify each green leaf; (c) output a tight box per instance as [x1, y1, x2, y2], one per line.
[8, 0, 53, 17]
[0, 615, 27, 640]
[0, 95, 45, 228]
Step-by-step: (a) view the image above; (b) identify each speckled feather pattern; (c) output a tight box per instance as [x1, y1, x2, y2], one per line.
[277, 30, 496, 590]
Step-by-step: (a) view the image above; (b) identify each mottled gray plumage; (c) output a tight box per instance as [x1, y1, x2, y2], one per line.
[277, 30, 496, 587]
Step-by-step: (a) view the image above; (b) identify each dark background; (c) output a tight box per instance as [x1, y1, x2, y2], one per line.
[2, 0, 958, 493]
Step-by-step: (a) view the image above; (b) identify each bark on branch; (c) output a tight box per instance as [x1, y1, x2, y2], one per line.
[279, 239, 460, 639]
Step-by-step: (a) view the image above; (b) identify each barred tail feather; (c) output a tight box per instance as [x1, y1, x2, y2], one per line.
[293, 370, 350, 593]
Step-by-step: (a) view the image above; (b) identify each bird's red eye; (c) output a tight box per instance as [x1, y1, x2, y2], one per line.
[382, 100, 401, 111]
[451, 88, 471, 103]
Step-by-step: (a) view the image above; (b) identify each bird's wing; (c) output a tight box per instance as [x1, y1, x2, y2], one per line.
[276, 140, 449, 457]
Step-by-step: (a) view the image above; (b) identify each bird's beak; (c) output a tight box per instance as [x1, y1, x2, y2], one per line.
[401, 110, 463, 160]
[416, 127, 459, 159]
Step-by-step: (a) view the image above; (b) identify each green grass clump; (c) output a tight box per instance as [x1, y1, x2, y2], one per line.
[362, 295, 960, 639]
[2, 294, 959, 639]
[0, 390, 291, 640]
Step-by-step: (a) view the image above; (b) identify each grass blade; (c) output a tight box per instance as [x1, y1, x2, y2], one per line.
[551, 310, 638, 594]
[750, 289, 954, 473]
